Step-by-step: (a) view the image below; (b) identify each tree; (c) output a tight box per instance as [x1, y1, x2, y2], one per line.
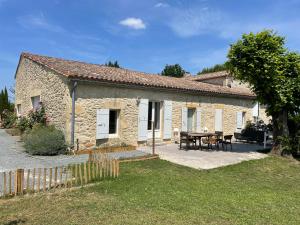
[198, 63, 228, 75]
[0, 89, 4, 115]
[227, 30, 300, 155]
[0, 86, 14, 117]
[161, 64, 185, 78]
[105, 61, 120, 68]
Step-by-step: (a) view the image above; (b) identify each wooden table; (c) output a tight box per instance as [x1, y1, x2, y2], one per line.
[188, 132, 216, 150]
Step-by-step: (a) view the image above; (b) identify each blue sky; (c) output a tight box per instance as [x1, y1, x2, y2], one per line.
[1, 0, 300, 93]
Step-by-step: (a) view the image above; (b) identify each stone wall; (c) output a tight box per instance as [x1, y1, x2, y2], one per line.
[15, 58, 71, 136]
[74, 82, 257, 149]
[15, 59, 271, 150]
[199, 77, 227, 86]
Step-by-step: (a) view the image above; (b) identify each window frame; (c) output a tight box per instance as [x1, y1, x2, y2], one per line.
[108, 109, 119, 138]
[31, 95, 41, 110]
[16, 104, 22, 116]
[187, 108, 196, 132]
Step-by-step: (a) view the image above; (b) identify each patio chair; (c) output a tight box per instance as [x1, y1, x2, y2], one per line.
[202, 135, 218, 150]
[221, 135, 233, 151]
[215, 131, 223, 149]
[179, 132, 196, 150]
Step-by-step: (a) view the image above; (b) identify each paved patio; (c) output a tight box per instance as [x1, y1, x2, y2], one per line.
[139, 142, 268, 169]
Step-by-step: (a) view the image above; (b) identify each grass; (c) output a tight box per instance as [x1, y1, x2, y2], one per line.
[0, 156, 300, 225]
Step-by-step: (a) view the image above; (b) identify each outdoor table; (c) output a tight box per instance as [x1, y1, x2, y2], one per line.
[188, 132, 216, 150]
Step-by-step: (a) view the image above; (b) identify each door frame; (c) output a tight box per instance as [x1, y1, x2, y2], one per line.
[147, 101, 162, 138]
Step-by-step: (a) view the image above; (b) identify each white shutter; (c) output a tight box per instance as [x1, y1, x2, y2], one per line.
[236, 111, 243, 129]
[138, 99, 149, 141]
[163, 101, 172, 139]
[215, 109, 223, 132]
[252, 102, 259, 117]
[181, 107, 188, 132]
[96, 109, 109, 139]
[196, 108, 202, 132]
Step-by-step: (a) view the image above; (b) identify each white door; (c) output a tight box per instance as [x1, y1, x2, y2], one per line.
[215, 109, 223, 132]
[147, 101, 161, 138]
[187, 108, 195, 132]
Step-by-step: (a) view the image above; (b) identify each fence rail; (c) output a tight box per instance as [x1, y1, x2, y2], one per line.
[0, 154, 119, 198]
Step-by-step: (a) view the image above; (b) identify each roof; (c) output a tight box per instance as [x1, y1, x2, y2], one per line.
[19, 53, 255, 99]
[191, 71, 230, 81]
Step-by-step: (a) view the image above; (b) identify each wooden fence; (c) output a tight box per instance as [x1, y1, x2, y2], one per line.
[0, 154, 119, 198]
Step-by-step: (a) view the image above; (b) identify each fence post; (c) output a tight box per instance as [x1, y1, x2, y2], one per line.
[3, 172, 7, 196]
[16, 169, 24, 195]
[26, 169, 30, 193]
[8, 171, 12, 195]
[49, 168, 52, 190]
[32, 169, 35, 192]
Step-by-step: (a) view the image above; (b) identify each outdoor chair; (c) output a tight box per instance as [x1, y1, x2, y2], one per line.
[221, 135, 233, 151]
[179, 132, 196, 150]
[215, 131, 223, 149]
[202, 135, 218, 150]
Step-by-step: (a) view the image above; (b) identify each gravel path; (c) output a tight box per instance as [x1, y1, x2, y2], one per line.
[0, 129, 149, 172]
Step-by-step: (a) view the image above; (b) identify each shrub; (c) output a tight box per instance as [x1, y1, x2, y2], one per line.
[16, 116, 30, 132]
[28, 106, 47, 127]
[24, 125, 68, 156]
[16, 106, 48, 133]
[1, 109, 17, 128]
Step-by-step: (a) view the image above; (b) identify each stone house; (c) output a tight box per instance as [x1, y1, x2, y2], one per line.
[15, 53, 268, 150]
[190, 71, 270, 123]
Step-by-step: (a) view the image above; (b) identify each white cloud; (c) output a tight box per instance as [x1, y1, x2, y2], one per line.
[119, 17, 146, 30]
[167, 7, 222, 37]
[155, 2, 169, 8]
[17, 13, 65, 33]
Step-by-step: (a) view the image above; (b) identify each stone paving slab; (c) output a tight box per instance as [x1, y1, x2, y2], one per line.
[139, 143, 268, 170]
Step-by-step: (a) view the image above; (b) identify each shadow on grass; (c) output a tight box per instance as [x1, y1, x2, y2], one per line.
[257, 148, 272, 154]
[257, 148, 300, 161]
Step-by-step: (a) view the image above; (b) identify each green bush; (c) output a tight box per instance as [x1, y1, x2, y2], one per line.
[16, 106, 48, 133]
[16, 116, 30, 132]
[28, 106, 47, 128]
[1, 109, 17, 128]
[24, 125, 68, 156]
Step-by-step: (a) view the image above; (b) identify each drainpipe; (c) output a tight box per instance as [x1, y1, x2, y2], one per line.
[71, 81, 78, 148]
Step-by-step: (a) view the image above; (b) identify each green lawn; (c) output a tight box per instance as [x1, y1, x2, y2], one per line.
[1, 156, 300, 225]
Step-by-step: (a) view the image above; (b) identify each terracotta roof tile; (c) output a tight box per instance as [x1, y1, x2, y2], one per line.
[190, 71, 230, 81]
[21, 53, 255, 99]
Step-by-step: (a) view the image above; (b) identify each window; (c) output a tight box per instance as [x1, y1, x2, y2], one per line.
[187, 108, 196, 132]
[31, 96, 40, 110]
[236, 111, 246, 130]
[109, 110, 118, 134]
[17, 104, 21, 115]
[242, 112, 246, 127]
[147, 101, 161, 130]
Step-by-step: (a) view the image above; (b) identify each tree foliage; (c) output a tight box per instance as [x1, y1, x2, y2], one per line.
[227, 30, 300, 155]
[161, 64, 185, 78]
[0, 86, 14, 116]
[105, 61, 120, 68]
[198, 63, 228, 75]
